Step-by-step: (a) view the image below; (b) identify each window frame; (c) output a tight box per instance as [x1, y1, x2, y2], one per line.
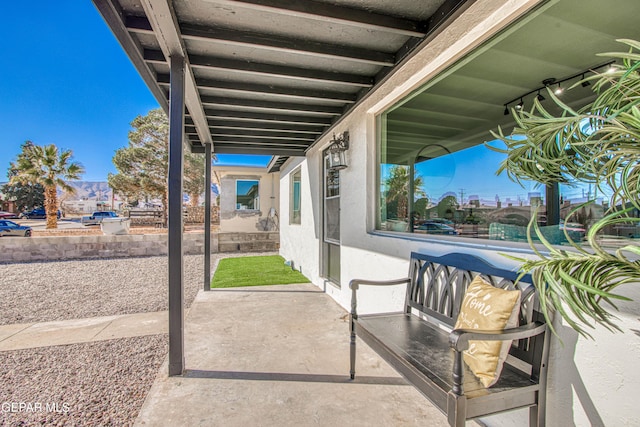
[289, 167, 302, 225]
[235, 179, 260, 211]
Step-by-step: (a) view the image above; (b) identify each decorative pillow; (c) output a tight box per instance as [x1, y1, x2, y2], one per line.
[454, 276, 521, 387]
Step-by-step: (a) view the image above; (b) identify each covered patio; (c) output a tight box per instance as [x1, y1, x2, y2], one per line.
[91, 0, 478, 377]
[91, 0, 640, 425]
[135, 283, 450, 426]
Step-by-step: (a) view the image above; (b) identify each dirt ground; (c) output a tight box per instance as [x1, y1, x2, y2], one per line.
[32, 224, 215, 237]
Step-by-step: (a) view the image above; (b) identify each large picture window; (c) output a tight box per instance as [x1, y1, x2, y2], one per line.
[236, 180, 259, 210]
[290, 168, 301, 224]
[377, 116, 635, 248]
[372, 0, 640, 249]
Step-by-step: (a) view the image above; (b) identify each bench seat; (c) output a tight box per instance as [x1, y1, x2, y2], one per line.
[357, 313, 540, 418]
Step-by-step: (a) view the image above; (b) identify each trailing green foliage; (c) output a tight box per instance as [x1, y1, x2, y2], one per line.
[491, 39, 640, 337]
[211, 255, 310, 288]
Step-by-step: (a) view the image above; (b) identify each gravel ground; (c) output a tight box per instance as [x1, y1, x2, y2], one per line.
[0, 252, 276, 325]
[0, 252, 276, 426]
[0, 335, 168, 427]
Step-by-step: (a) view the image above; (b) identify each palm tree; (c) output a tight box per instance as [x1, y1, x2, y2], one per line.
[11, 143, 84, 229]
[492, 39, 640, 337]
[384, 165, 425, 220]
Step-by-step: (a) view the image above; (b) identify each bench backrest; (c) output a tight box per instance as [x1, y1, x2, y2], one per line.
[406, 252, 545, 370]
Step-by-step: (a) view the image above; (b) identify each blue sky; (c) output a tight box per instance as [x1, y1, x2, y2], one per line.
[380, 139, 602, 207]
[0, 2, 270, 182]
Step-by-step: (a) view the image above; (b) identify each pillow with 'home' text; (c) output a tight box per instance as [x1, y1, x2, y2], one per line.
[454, 276, 521, 387]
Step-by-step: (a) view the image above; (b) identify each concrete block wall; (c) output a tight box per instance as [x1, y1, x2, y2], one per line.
[218, 232, 279, 253]
[0, 233, 219, 263]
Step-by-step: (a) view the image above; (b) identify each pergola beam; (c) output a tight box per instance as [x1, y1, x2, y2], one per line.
[203, 0, 427, 37]
[210, 145, 306, 156]
[92, 0, 168, 111]
[209, 130, 316, 141]
[181, 24, 396, 66]
[202, 108, 333, 126]
[156, 74, 356, 103]
[126, 17, 396, 66]
[140, 0, 211, 146]
[144, 49, 373, 87]
[185, 117, 325, 133]
[199, 95, 343, 116]
[190, 136, 309, 147]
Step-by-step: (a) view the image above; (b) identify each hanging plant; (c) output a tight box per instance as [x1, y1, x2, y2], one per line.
[490, 39, 640, 337]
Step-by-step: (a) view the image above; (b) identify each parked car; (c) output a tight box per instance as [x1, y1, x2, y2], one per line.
[81, 211, 119, 226]
[416, 222, 458, 235]
[0, 211, 18, 219]
[19, 208, 61, 219]
[0, 220, 32, 237]
[559, 221, 586, 241]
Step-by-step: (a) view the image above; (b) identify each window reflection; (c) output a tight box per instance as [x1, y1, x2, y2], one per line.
[236, 180, 259, 210]
[290, 169, 301, 224]
[378, 139, 638, 247]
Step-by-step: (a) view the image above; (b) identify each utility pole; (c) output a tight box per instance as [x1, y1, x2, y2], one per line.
[459, 188, 465, 206]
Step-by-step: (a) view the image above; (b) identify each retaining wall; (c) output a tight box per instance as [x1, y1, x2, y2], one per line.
[0, 233, 218, 263]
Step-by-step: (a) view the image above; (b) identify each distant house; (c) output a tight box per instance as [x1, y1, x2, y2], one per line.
[213, 165, 279, 232]
[0, 190, 17, 214]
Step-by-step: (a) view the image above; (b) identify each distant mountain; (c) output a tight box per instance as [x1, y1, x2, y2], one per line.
[0, 181, 112, 202]
[60, 181, 111, 201]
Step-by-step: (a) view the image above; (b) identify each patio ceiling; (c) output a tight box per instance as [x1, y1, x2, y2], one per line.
[384, 0, 640, 164]
[92, 0, 476, 168]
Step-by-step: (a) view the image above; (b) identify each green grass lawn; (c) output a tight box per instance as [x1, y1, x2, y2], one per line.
[211, 255, 310, 288]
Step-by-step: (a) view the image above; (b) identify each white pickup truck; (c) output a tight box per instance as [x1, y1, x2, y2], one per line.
[81, 211, 119, 226]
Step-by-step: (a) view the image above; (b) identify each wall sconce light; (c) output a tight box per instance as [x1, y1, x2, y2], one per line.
[328, 131, 349, 170]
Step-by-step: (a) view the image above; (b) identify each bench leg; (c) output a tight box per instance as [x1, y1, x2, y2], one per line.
[447, 392, 467, 427]
[529, 405, 539, 427]
[529, 393, 546, 426]
[349, 316, 356, 380]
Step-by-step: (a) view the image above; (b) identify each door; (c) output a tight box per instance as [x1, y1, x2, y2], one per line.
[322, 154, 341, 285]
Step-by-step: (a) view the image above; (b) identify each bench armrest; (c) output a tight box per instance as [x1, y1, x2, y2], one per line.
[449, 321, 547, 352]
[349, 277, 410, 319]
[349, 277, 411, 290]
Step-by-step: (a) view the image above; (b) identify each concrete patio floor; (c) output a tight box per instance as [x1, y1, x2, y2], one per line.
[135, 283, 450, 426]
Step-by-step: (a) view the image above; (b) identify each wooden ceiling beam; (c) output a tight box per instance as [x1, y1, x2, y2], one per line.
[203, 0, 427, 37]
[144, 48, 373, 87]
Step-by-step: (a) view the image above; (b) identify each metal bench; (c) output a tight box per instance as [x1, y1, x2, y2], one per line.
[349, 252, 550, 426]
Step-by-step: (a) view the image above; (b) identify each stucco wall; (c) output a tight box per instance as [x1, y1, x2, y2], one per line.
[215, 166, 280, 233]
[277, 0, 640, 425]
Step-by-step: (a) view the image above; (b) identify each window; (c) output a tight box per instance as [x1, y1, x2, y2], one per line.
[324, 156, 340, 243]
[376, 115, 635, 248]
[290, 168, 301, 224]
[236, 180, 259, 210]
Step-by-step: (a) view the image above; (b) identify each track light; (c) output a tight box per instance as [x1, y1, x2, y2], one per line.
[580, 73, 591, 87]
[503, 61, 615, 113]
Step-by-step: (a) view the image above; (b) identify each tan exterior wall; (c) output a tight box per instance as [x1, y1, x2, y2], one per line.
[214, 166, 280, 233]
